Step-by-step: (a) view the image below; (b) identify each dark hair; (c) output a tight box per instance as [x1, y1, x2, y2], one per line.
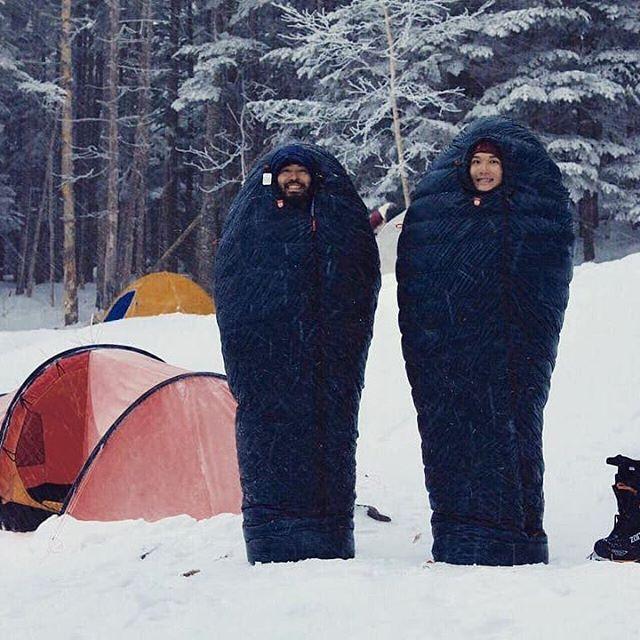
[471, 139, 502, 160]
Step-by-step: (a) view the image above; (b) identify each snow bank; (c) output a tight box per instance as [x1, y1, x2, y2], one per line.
[0, 254, 639, 639]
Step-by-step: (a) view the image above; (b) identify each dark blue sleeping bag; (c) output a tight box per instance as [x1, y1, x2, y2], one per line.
[215, 144, 380, 563]
[396, 117, 573, 565]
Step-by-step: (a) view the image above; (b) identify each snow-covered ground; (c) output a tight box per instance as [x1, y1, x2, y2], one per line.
[1, 255, 640, 639]
[0, 280, 97, 331]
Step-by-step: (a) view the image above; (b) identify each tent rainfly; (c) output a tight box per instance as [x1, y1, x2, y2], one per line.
[0, 345, 241, 532]
[103, 272, 215, 322]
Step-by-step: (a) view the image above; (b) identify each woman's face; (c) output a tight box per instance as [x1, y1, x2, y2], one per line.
[469, 152, 503, 192]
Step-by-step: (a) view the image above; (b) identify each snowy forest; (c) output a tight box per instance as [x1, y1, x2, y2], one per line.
[0, 0, 638, 325]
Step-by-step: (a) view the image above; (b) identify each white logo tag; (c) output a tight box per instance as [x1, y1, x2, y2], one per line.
[262, 172, 272, 186]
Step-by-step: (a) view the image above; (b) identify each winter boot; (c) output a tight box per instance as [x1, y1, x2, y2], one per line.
[592, 455, 640, 562]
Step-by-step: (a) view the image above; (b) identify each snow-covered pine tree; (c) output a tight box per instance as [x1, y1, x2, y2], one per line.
[456, 0, 640, 260]
[249, 0, 480, 206]
[174, 31, 266, 180]
[584, 2, 640, 234]
[174, 0, 277, 171]
[118, 0, 154, 284]
[0, 1, 64, 288]
[173, 0, 269, 288]
[0, 174, 22, 235]
[0, 173, 21, 280]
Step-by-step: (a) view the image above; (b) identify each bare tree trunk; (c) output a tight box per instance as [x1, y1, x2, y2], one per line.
[27, 122, 57, 297]
[153, 211, 203, 273]
[194, 3, 216, 291]
[577, 111, 601, 262]
[15, 185, 32, 295]
[26, 176, 49, 298]
[16, 121, 33, 295]
[194, 4, 237, 293]
[75, 17, 89, 290]
[83, 13, 102, 287]
[159, 0, 181, 270]
[238, 98, 248, 183]
[181, 0, 196, 275]
[120, 0, 152, 283]
[579, 192, 598, 262]
[61, 0, 78, 324]
[102, 0, 120, 306]
[195, 101, 216, 293]
[119, 197, 136, 288]
[381, 1, 410, 209]
[134, 195, 146, 275]
[49, 157, 56, 307]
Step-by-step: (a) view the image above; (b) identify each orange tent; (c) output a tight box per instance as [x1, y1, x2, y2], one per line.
[103, 272, 215, 322]
[0, 345, 241, 532]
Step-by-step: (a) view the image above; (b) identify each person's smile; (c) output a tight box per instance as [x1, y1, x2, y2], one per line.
[469, 152, 503, 192]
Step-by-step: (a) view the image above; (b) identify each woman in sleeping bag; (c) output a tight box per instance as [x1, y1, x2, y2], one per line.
[215, 143, 380, 564]
[396, 117, 573, 565]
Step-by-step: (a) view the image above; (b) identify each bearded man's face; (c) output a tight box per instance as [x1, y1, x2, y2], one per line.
[276, 163, 312, 203]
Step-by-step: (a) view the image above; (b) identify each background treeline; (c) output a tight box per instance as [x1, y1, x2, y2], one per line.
[0, 0, 638, 324]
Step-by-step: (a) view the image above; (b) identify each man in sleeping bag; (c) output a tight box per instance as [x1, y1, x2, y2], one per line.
[396, 117, 573, 566]
[215, 143, 380, 564]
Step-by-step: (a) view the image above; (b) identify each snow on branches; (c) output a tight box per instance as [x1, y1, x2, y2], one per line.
[250, 0, 480, 204]
[463, 0, 640, 224]
[174, 35, 266, 111]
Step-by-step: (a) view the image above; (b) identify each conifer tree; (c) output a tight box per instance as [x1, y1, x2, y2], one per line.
[458, 0, 640, 260]
[174, 0, 268, 289]
[249, 0, 478, 204]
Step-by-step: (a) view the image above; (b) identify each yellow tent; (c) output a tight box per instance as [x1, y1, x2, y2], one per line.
[103, 272, 214, 322]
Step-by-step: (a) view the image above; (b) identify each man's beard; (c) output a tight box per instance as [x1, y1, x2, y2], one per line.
[284, 192, 310, 206]
[282, 182, 311, 206]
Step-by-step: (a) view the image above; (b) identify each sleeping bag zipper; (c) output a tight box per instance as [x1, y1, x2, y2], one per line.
[310, 197, 328, 516]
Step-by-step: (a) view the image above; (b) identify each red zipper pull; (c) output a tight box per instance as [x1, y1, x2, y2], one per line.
[310, 198, 317, 232]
